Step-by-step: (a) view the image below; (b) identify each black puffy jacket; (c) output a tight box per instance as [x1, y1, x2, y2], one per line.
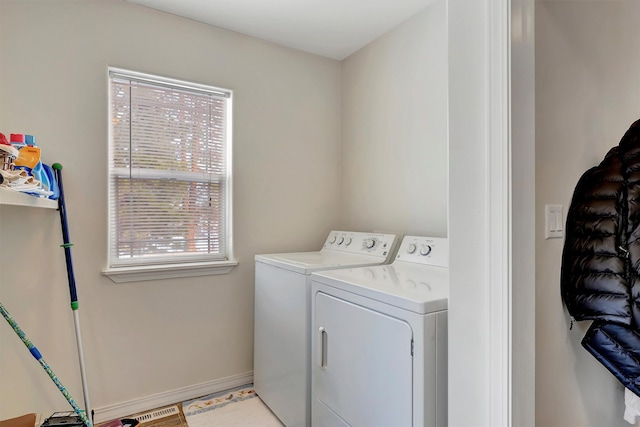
[561, 119, 640, 395]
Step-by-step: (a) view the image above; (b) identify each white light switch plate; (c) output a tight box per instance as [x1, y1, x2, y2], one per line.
[545, 204, 563, 239]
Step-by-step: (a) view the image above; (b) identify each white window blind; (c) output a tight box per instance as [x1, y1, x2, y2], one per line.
[107, 68, 232, 270]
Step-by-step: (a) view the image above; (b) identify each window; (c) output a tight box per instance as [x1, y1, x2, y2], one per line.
[104, 68, 236, 283]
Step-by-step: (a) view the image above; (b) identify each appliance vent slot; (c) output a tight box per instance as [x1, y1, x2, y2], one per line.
[132, 406, 180, 423]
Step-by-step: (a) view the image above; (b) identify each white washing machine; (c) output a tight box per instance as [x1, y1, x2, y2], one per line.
[310, 236, 448, 427]
[254, 231, 400, 427]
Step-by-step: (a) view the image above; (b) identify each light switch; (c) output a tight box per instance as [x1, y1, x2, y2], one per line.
[545, 204, 563, 239]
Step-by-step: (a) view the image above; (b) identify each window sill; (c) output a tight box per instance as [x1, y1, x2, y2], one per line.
[102, 260, 238, 283]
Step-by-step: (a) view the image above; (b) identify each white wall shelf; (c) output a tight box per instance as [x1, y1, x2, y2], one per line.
[0, 187, 57, 209]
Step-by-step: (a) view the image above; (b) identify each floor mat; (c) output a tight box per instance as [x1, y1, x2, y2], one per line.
[182, 385, 283, 427]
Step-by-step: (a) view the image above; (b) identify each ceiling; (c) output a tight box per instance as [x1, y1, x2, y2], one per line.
[125, 0, 433, 60]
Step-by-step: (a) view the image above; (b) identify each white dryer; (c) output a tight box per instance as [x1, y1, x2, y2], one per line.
[254, 231, 399, 427]
[310, 236, 448, 427]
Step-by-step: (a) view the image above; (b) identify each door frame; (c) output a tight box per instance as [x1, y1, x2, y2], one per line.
[447, 0, 535, 425]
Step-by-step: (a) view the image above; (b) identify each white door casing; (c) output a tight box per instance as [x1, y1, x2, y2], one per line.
[448, 0, 534, 425]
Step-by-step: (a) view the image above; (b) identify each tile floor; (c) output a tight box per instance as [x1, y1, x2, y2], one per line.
[98, 392, 282, 427]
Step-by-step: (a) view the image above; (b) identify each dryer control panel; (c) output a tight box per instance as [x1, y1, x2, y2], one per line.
[323, 231, 398, 259]
[396, 236, 448, 267]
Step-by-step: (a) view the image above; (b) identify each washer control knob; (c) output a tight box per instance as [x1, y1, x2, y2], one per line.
[365, 238, 376, 249]
[406, 243, 417, 254]
[345, 237, 352, 246]
[419, 244, 432, 256]
[329, 235, 336, 244]
[338, 237, 345, 245]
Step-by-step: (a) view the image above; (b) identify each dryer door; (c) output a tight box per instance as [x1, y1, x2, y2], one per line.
[313, 292, 413, 427]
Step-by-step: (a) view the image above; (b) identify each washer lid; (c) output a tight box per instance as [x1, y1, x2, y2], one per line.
[311, 261, 449, 314]
[255, 250, 389, 274]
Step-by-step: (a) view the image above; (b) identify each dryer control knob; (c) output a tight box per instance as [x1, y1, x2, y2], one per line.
[406, 243, 417, 254]
[345, 237, 352, 246]
[419, 244, 432, 256]
[338, 237, 345, 245]
[329, 235, 337, 244]
[365, 238, 376, 249]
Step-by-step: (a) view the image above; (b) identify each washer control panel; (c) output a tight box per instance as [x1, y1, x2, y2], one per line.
[396, 236, 448, 267]
[324, 231, 398, 259]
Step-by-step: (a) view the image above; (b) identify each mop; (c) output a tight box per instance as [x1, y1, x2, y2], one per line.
[51, 163, 92, 425]
[0, 303, 92, 427]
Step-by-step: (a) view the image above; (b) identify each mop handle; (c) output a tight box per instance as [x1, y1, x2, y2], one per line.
[51, 163, 92, 422]
[0, 303, 93, 427]
[52, 163, 78, 307]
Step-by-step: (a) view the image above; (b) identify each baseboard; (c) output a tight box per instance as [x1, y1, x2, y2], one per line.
[93, 371, 253, 423]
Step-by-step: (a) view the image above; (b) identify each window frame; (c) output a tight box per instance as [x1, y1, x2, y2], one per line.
[102, 67, 236, 283]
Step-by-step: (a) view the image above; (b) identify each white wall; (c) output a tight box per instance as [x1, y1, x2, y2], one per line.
[536, 1, 640, 425]
[339, 1, 448, 237]
[0, 0, 341, 419]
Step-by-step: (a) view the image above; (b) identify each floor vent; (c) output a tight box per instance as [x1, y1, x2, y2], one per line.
[132, 406, 180, 423]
